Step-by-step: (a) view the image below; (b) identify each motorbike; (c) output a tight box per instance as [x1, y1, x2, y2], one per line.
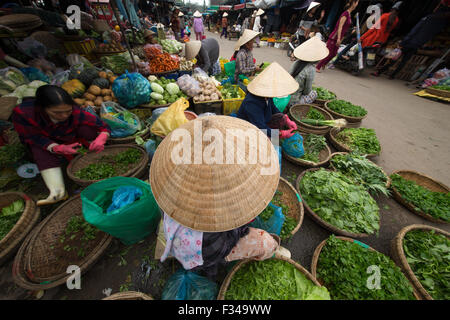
[334, 42, 381, 76]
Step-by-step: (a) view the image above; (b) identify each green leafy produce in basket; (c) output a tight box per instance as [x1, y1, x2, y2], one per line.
[390, 174, 450, 222]
[317, 235, 416, 300]
[430, 85, 450, 91]
[327, 99, 367, 117]
[313, 86, 336, 100]
[299, 169, 380, 235]
[305, 107, 325, 121]
[335, 128, 381, 155]
[403, 229, 450, 300]
[0, 143, 26, 170]
[0, 199, 25, 240]
[299, 134, 327, 163]
[225, 259, 330, 300]
[220, 83, 241, 100]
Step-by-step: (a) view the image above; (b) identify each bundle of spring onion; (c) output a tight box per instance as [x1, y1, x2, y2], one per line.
[300, 118, 347, 128]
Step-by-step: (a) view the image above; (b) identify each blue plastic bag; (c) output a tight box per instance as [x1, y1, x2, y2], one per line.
[162, 269, 218, 300]
[106, 186, 143, 213]
[19, 67, 49, 83]
[282, 132, 305, 158]
[144, 139, 157, 161]
[249, 203, 285, 236]
[112, 71, 151, 109]
[100, 101, 141, 138]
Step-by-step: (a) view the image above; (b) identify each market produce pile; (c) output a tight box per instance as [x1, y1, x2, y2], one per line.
[160, 39, 183, 54]
[390, 174, 450, 222]
[0, 67, 28, 96]
[335, 128, 381, 155]
[0, 143, 26, 170]
[193, 77, 222, 103]
[220, 83, 243, 100]
[313, 86, 336, 100]
[402, 230, 450, 300]
[148, 52, 179, 74]
[0, 199, 24, 240]
[225, 259, 330, 300]
[327, 99, 367, 118]
[317, 235, 416, 300]
[147, 76, 188, 106]
[299, 134, 327, 163]
[430, 84, 450, 91]
[305, 107, 325, 121]
[299, 169, 380, 235]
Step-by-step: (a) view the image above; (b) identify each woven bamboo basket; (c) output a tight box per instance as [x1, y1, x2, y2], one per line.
[389, 170, 449, 224]
[107, 128, 151, 145]
[103, 291, 154, 300]
[22, 195, 113, 284]
[391, 224, 449, 300]
[311, 236, 421, 300]
[328, 127, 380, 159]
[288, 104, 334, 135]
[67, 145, 149, 187]
[425, 87, 450, 99]
[282, 133, 332, 168]
[324, 101, 367, 123]
[329, 152, 391, 189]
[217, 256, 322, 300]
[0, 192, 40, 265]
[277, 177, 304, 239]
[296, 168, 374, 238]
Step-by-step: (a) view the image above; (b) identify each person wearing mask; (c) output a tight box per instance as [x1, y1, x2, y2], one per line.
[315, 0, 359, 73]
[185, 38, 220, 75]
[220, 12, 228, 39]
[372, 2, 450, 79]
[252, 9, 264, 47]
[12, 85, 110, 206]
[193, 10, 204, 40]
[232, 29, 262, 83]
[290, 36, 329, 105]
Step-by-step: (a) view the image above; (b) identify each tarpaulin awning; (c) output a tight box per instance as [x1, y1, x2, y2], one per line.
[234, 4, 245, 10]
[209, 5, 219, 10]
[220, 5, 233, 10]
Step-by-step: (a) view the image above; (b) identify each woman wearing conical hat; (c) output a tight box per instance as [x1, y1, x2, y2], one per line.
[185, 37, 220, 75]
[236, 62, 299, 139]
[232, 29, 262, 83]
[289, 35, 329, 105]
[151, 116, 290, 279]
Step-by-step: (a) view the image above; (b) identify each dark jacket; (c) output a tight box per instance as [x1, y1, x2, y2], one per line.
[197, 38, 220, 74]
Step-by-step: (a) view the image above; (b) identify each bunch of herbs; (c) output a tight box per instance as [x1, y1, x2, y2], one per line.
[305, 107, 325, 122]
[327, 100, 367, 117]
[57, 215, 100, 258]
[335, 128, 381, 155]
[299, 134, 327, 163]
[0, 199, 24, 240]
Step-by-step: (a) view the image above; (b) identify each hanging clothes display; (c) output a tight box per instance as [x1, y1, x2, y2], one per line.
[125, 0, 142, 29]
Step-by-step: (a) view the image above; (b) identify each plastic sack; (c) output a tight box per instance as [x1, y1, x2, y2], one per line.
[151, 98, 189, 137]
[50, 70, 70, 86]
[385, 48, 402, 61]
[144, 44, 163, 59]
[273, 95, 291, 112]
[0, 67, 28, 95]
[106, 186, 143, 213]
[432, 68, 450, 80]
[81, 177, 161, 245]
[249, 203, 285, 236]
[100, 101, 142, 138]
[177, 74, 201, 97]
[192, 67, 209, 82]
[144, 139, 157, 161]
[224, 61, 236, 78]
[162, 269, 218, 300]
[19, 67, 49, 83]
[282, 132, 305, 158]
[16, 37, 47, 58]
[112, 72, 151, 109]
[150, 107, 169, 123]
[28, 58, 56, 75]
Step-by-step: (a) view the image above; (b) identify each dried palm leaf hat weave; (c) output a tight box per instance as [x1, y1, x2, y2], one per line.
[223, 12, 229, 17]
[293, 36, 329, 62]
[247, 62, 299, 98]
[234, 28, 260, 51]
[150, 116, 280, 232]
[185, 40, 202, 60]
[193, 11, 202, 18]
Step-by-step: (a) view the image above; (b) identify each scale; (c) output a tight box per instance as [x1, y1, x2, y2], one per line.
[17, 163, 40, 179]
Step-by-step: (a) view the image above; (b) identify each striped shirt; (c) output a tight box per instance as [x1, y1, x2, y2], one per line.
[235, 47, 256, 81]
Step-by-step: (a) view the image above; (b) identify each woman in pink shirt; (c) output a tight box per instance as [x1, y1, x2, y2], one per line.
[193, 11, 204, 40]
[316, 0, 359, 72]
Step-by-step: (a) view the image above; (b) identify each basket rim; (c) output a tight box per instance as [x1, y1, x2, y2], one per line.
[289, 104, 334, 131]
[391, 224, 450, 300]
[108, 129, 151, 144]
[295, 168, 374, 238]
[389, 170, 449, 224]
[66, 145, 148, 186]
[424, 87, 450, 98]
[324, 100, 367, 123]
[217, 256, 321, 300]
[103, 291, 154, 300]
[282, 135, 332, 168]
[311, 235, 421, 300]
[328, 127, 380, 158]
[23, 195, 113, 283]
[278, 177, 304, 238]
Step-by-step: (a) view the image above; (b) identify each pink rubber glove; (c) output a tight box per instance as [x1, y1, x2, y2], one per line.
[284, 114, 297, 130]
[52, 143, 81, 155]
[89, 132, 109, 153]
[279, 129, 295, 139]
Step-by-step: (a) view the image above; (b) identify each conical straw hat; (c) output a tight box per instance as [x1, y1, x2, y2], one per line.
[247, 62, 299, 98]
[185, 40, 202, 60]
[223, 12, 228, 17]
[256, 8, 265, 16]
[307, 2, 321, 12]
[293, 36, 329, 62]
[234, 29, 260, 51]
[149, 116, 280, 232]
[179, 12, 184, 17]
[193, 10, 202, 18]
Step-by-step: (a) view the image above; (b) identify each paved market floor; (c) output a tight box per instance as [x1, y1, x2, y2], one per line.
[0, 31, 449, 300]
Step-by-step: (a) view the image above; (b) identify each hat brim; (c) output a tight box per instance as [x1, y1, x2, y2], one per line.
[234, 29, 260, 51]
[293, 37, 329, 62]
[185, 41, 202, 60]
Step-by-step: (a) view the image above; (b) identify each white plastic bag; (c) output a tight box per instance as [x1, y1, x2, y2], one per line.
[177, 74, 201, 97]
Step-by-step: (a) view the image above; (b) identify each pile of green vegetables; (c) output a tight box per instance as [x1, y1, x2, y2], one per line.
[299, 134, 327, 163]
[101, 53, 130, 75]
[160, 39, 183, 54]
[225, 259, 330, 300]
[57, 215, 100, 258]
[0, 143, 26, 170]
[220, 83, 242, 100]
[74, 149, 142, 181]
[304, 107, 325, 121]
[269, 190, 297, 240]
[327, 99, 367, 118]
[0, 199, 25, 240]
[403, 230, 450, 300]
[390, 174, 450, 222]
[331, 153, 389, 196]
[313, 86, 336, 100]
[317, 235, 416, 300]
[299, 169, 380, 235]
[335, 128, 381, 155]
[147, 76, 188, 106]
[430, 84, 450, 91]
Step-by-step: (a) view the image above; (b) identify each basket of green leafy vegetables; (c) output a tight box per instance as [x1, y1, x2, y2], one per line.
[312, 86, 337, 106]
[389, 170, 449, 224]
[0, 192, 40, 265]
[391, 224, 449, 300]
[289, 104, 334, 135]
[330, 152, 390, 196]
[425, 85, 450, 98]
[296, 168, 380, 237]
[283, 133, 331, 168]
[329, 127, 381, 158]
[218, 256, 330, 300]
[312, 235, 418, 300]
[67, 145, 148, 187]
[324, 99, 367, 123]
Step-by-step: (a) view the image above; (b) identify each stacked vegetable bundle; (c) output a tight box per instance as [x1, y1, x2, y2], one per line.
[220, 83, 243, 100]
[326, 99, 367, 118]
[313, 86, 336, 101]
[334, 128, 381, 156]
[147, 76, 188, 106]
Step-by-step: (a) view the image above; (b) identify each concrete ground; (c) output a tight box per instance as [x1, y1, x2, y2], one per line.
[0, 31, 448, 300]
